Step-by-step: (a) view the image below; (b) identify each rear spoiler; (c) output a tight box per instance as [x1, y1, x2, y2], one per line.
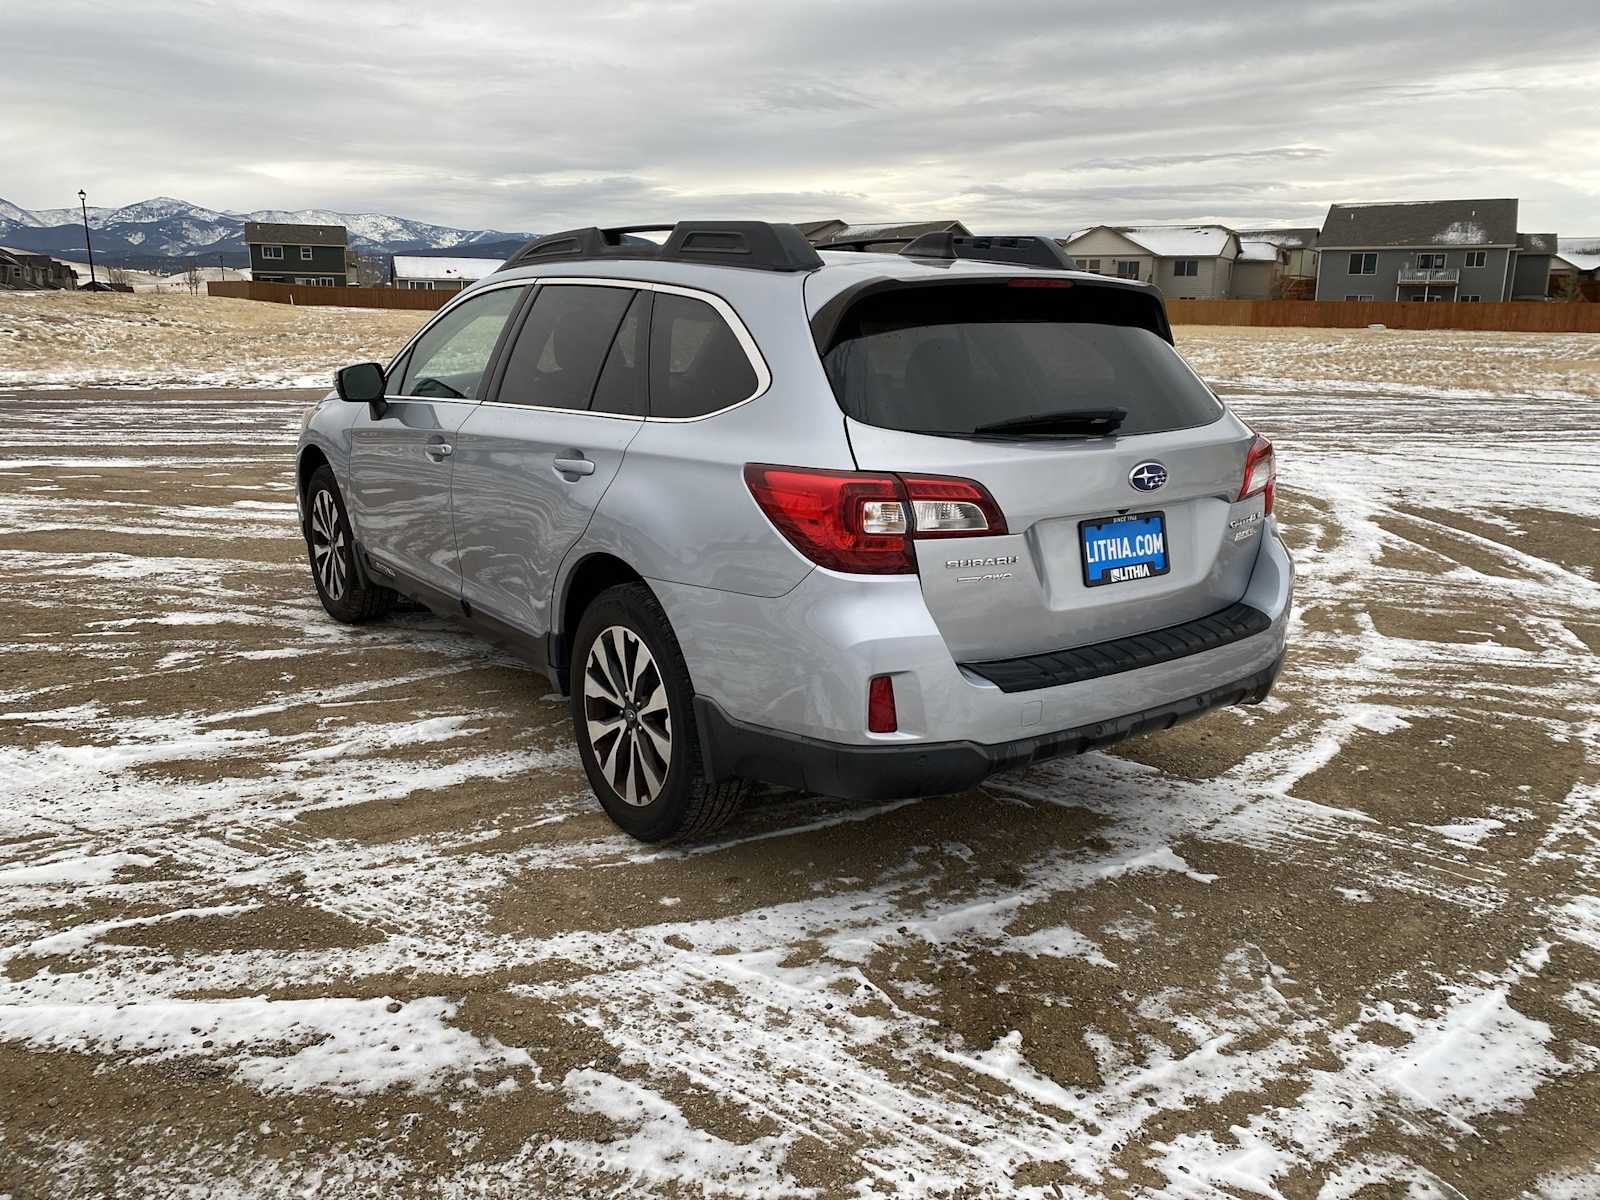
[809, 273, 1175, 352]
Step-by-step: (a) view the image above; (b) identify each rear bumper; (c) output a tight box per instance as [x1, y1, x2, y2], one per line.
[654, 526, 1292, 786]
[696, 652, 1284, 799]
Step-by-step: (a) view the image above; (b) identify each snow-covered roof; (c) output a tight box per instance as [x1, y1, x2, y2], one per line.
[1236, 227, 1320, 249]
[1319, 199, 1517, 249]
[1237, 239, 1282, 263]
[391, 255, 504, 282]
[1092, 226, 1237, 258]
[1554, 237, 1600, 273]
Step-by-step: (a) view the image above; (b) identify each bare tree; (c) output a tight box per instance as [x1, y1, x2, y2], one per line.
[183, 261, 202, 295]
[107, 267, 130, 287]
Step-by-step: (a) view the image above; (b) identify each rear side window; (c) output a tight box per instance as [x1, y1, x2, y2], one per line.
[497, 285, 635, 411]
[590, 291, 651, 417]
[399, 286, 523, 400]
[821, 283, 1219, 438]
[649, 294, 758, 419]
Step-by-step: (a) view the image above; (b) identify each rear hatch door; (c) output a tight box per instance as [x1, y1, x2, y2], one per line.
[821, 276, 1264, 664]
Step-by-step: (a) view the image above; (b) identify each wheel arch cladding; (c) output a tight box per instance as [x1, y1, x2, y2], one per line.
[298, 444, 331, 512]
[558, 553, 649, 690]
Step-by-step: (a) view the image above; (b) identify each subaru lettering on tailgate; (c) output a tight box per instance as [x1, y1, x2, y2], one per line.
[1080, 511, 1171, 587]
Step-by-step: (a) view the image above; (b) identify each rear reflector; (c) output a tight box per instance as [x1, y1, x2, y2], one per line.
[744, 464, 1007, 574]
[867, 675, 897, 733]
[1238, 434, 1276, 514]
[900, 474, 1008, 538]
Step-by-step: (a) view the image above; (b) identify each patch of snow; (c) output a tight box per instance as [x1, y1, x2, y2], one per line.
[0, 996, 532, 1096]
[539, 1070, 813, 1198]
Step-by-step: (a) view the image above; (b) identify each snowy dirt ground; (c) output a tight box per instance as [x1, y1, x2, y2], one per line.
[0, 292, 422, 391]
[0, 322, 1598, 1198]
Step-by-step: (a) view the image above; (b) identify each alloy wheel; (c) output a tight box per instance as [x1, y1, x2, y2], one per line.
[309, 489, 349, 601]
[582, 625, 672, 806]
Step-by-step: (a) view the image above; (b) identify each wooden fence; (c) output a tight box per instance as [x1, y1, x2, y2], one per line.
[206, 280, 455, 311]
[1167, 298, 1600, 333]
[205, 280, 1600, 332]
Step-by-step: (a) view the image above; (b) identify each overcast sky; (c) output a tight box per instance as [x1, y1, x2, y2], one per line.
[5, 0, 1599, 234]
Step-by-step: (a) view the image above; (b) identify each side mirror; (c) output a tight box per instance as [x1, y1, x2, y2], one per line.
[335, 362, 386, 403]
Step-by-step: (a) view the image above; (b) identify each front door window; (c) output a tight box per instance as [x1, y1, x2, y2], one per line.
[399, 287, 524, 400]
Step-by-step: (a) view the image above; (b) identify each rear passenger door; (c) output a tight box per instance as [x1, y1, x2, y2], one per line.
[450, 281, 648, 638]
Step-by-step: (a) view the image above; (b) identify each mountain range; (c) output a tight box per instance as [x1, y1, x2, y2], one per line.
[0, 196, 536, 271]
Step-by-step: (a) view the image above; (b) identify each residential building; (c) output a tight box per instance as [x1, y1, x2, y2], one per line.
[814, 220, 971, 250]
[1512, 233, 1559, 300]
[1551, 237, 1600, 301]
[1059, 226, 1243, 299]
[1236, 227, 1320, 298]
[243, 221, 348, 285]
[1313, 199, 1553, 302]
[794, 219, 848, 245]
[0, 248, 79, 289]
[389, 255, 504, 292]
[1232, 240, 1288, 300]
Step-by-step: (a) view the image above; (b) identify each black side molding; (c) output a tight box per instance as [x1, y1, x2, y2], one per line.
[964, 603, 1273, 694]
[695, 653, 1284, 801]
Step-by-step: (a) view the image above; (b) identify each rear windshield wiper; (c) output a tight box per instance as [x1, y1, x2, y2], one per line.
[971, 408, 1127, 438]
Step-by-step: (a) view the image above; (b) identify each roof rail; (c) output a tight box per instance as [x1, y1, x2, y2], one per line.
[498, 221, 823, 274]
[899, 232, 1080, 271]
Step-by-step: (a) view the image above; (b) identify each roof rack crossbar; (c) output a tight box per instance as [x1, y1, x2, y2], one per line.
[816, 236, 918, 252]
[499, 221, 823, 274]
[900, 233, 1079, 271]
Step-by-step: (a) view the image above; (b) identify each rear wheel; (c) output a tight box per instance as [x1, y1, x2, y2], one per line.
[571, 583, 749, 842]
[304, 464, 396, 623]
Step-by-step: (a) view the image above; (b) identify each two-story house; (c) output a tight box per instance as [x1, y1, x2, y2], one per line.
[1058, 226, 1244, 299]
[1313, 199, 1554, 302]
[244, 221, 348, 286]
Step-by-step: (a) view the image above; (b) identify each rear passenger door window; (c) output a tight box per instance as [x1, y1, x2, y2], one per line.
[590, 291, 651, 417]
[496, 284, 635, 411]
[398, 286, 524, 400]
[648, 293, 758, 419]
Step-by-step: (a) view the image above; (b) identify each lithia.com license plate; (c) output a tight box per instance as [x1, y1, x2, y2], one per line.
[1079, 511, 1171, 587]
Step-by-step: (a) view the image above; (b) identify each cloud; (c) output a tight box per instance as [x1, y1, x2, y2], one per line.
[4, 0, 1598, 235]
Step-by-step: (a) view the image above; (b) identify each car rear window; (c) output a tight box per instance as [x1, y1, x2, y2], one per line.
[820, 283, 1221, 438]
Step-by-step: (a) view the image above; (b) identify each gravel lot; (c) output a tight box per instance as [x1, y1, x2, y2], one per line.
[1, 312, 1598, 1197]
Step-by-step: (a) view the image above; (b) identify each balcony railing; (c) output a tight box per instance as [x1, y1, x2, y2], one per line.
[1397, 267, 1460, 286]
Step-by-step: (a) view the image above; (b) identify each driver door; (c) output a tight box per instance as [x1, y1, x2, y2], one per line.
[346, 284, 527, 598]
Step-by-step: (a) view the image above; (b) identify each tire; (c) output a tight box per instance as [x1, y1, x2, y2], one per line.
[570, 582, 750, 843]
[303, 464, 396, 624]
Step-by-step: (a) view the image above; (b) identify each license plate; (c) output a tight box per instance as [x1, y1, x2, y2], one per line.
[1080, 511, 1170, 587]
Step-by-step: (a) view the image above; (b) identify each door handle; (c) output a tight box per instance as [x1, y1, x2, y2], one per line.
[553, 456, 596, 478]
[425, 442, 453, 461]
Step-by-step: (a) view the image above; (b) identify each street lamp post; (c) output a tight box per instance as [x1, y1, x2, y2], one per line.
[77, 190, 98, 287]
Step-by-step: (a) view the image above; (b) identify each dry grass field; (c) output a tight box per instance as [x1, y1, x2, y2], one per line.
[0, 294, 1597, 1197]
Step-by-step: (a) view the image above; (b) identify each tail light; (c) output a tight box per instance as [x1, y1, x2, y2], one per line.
[1237, 435, 1275, 514]
[867, 675, 897, 733]
[743, 464, 1007, 575]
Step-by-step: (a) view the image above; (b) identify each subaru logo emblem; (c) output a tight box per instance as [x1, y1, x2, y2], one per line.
[1129, 461, 1167, 492]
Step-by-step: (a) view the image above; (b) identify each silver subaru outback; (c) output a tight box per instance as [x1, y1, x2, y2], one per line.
[297, 222, 1292, 842]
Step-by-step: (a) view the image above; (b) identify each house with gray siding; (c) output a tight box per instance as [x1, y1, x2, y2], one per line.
[1059, 226, 1243, 299]
[244, 221, 348, 285]
[1314, 199, 1553, 302]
